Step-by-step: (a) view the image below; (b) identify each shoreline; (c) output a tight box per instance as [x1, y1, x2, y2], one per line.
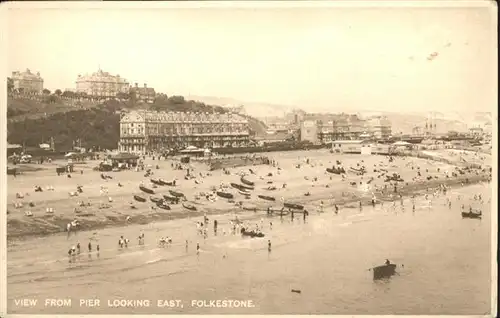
[7, 173, 490, 243]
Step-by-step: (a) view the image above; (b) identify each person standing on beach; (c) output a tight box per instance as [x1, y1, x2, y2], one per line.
[196, 242, 200, 256]
[268, 240, 272, 254]
[185, 240, 189, 252]
[334, 205, 339, 214]
[213, 219, 218, 235]
[88, 242, 92, 252]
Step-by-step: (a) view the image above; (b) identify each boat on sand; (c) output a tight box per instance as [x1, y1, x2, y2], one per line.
[169, 190, 184, 197]
[139, 185, 155, 194]
[240, 176, 255, 186]
[284, 202, 304, 210]
[217, 191, 234, 199]
[182, 203, 197, 211]
[258, 194, 275, 201]
[134, 195, 146, 202]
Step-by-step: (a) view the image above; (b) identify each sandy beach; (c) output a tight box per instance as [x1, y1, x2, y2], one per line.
[6, 149, 492, 240]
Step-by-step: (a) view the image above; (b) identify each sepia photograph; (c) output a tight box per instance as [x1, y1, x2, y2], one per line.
[1, 1, 497, 316]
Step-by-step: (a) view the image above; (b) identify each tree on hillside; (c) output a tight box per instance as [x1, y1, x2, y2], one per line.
[153, 94, 169, 105]
[43, 89, 51, 95]
[62, 90, 75, 98]
[55, 89, 62, 96]
[168, 95, 185, 104]
[7, 77, 14, 93]
[43, 95, 58, 104]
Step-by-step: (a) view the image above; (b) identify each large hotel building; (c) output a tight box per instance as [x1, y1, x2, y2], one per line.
[300, 114, 392, 144]
[119, 110, 250, 153]
[11, 69, 44, 94]
[76, 69, 129, 97]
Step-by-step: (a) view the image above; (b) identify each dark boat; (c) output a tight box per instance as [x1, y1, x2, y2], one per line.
[139, 185, 155, 194]
[161, 179, 176, 186]
[241, 184, 254, 190]
[240, 228, 265, 238]
[163, 194, 178, 201]
[182, 203, 197, 211]
[156, 201, 171, 210]
[217, 191, 234, 199]
[230, 183, 245, 190]
[258, 194, 275, 201]
[350, 167, 365, 173]
[169, 190, 184, 197]
[150, 178, 162, 186]
[134, 195, 146, 202]
[163, 194, 179, 202]
[157, 179, 168, 186]
[462, 212, 482, 219]
[372, 264, 397, 280]
[150, 196, 162, 203]
[242, 206, 257, 211]
[231, 182, 254, 191]
[240, 176, 255, 186]
[284, 202, 304, 210]
[326, 167, 345, 174]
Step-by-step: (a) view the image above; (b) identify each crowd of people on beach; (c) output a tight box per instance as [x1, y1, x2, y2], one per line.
[8, 147, 491, 262]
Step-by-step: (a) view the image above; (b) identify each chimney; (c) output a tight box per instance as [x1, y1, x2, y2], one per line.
[144, 83, 147, 88]
[135, 83, 138, 88]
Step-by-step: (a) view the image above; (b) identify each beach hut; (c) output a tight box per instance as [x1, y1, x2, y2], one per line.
[331, 140, 371, 154]
[392, 141, 413, 149]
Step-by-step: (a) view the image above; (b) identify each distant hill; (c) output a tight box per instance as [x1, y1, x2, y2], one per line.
[7, 96, 269, 150]
[187, 95, 293, 118]
[187, 95, 493, 133]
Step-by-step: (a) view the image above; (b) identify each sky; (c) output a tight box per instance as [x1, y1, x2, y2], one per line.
[4, 1, 497, 114]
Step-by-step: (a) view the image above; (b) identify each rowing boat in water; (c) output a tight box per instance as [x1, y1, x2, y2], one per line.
[461, 212, 482, 219]
[240, 228, 265, 238]
[372, 264, 397, 280]
[258, 195, 275, 201]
